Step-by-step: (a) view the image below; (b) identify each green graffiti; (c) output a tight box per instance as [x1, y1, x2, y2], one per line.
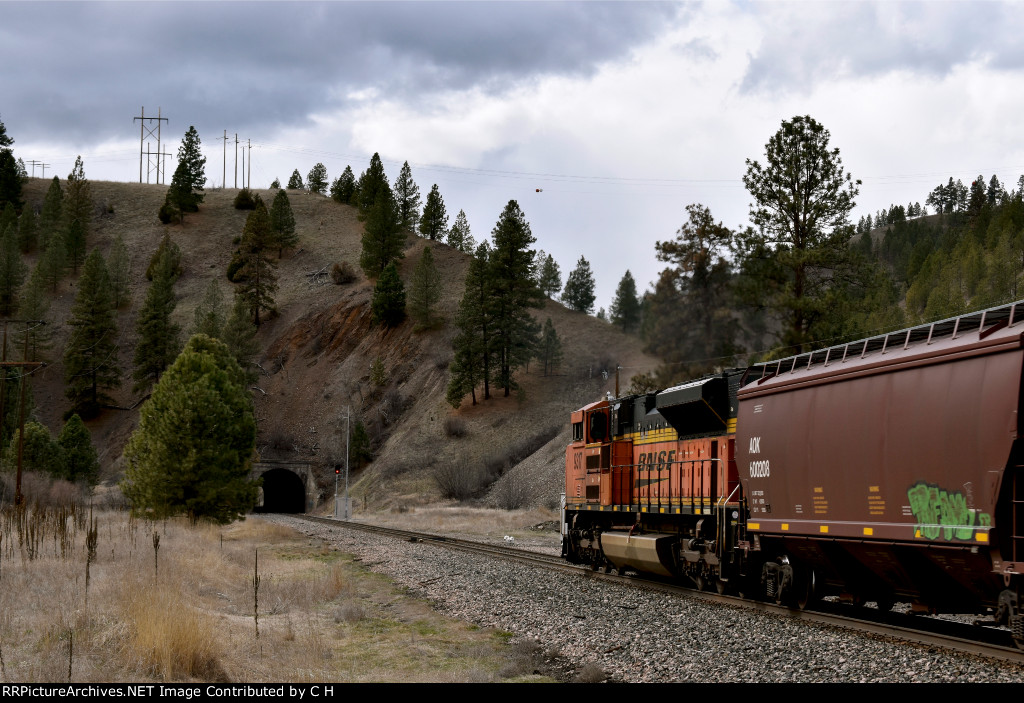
[907, 482, 990, 541]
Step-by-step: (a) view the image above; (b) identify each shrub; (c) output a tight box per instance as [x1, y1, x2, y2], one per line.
[443, 416, 467, 438]
[233, 188, 256, 210]
[331, 261, 356, 285]
[432, 461, 486, 501]
[157, 202, 174, 224]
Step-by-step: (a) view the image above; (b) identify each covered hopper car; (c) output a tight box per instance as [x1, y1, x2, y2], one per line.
[562, 298, 1024, 645]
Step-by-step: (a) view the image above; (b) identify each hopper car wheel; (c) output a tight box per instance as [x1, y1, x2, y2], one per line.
[694, 574, 707, 592]
[715, 579, 727, 595]
[796, 569, 818, 611]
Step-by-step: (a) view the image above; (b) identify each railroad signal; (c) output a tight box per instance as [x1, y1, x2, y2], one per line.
[335, 465, 341, 475]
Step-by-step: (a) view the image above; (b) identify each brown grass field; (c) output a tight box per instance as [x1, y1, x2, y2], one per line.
[0, 500, 555, 683]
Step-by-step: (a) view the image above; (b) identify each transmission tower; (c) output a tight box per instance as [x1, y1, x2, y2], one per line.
[133, 107, 168, 184]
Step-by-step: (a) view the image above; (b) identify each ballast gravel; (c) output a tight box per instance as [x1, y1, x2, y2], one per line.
[263, 515, 1024, 683]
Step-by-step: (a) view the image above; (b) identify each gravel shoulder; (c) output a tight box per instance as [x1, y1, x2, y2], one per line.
[264, 513, 1024, 683]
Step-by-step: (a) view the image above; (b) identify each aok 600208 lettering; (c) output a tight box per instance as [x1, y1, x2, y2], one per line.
[562, 298, 1024, 646]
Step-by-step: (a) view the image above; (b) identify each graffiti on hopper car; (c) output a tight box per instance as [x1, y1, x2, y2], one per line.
[907, 481, 991, 541]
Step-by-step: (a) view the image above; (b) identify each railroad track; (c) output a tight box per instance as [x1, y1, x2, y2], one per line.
[287, 513, 1024, 666]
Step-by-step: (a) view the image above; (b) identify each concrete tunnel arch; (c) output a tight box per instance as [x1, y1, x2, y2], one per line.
[252, 462, 316, 513]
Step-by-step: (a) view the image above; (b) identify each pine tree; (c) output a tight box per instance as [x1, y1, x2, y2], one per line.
[419, 184, 448, 240]
[0, 203, 14, 239]
[146, 232, 183, 281]
[132, 247, 181, 394]
[330, 165, 357, 205]
[58, 414, 100, 485]
[393, 161, 421, 233]
[269, 189, 298, 257]
[39, 233, 66, 292]
[64, 156, 92, 257]
[610, 270, 641, 334]
[447, 242, 493, 406]
[5, 421, 64, 478]
[287, 169, 304, 190]
[193, 279, 226, 339]
[121, 334, 258, 524]
[18, 205, 37, 253]
[359, 186, 404, 277]
[538, 254, 561, 299]
[19, 266, 53, 361]
[108, 233, 131, 309]
[221, 294, 260, 385]
[177, 126, 206, 210]
[0, 118, 21, 213]
[371, 262, 406, 327]
[306, 163, 328, 195]
[447, 209, 475, 252]
[64, 249, 120, 418]
[488, 201, 543, 396]
[0, 222, 25, 315]
[408, 245, 441, 329]
[356, 154, 389, 214]
[161, 159, 193, 224]
[538, 318, 563, 376]
[562, 256, 596, 313]
[235, 200, 278, 326]
[39, 177, 63, 249]
[270, 178, 281, 189]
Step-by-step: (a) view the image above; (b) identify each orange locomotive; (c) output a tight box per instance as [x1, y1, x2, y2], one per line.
[562, 371, 751, 592]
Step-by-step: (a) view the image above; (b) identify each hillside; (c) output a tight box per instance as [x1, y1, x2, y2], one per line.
[19, 177, 659, 510]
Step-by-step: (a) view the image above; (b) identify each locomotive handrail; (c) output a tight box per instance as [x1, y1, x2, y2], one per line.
[716, 484, 741, 558]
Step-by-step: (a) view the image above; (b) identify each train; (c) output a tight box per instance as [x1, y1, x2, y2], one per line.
[561, 298, 1024, 647]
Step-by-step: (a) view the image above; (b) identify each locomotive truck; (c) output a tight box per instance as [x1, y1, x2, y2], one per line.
[562, 298, 1024, 646]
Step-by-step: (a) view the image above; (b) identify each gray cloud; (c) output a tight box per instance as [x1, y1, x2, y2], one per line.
[0, 1, 677, 144]
[739, 2, 1024, 95]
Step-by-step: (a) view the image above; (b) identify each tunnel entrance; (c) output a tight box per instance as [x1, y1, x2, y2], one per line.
[255, 468, 306, 513]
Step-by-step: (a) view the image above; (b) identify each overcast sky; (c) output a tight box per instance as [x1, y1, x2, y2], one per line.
[4, 0, 1024, 311]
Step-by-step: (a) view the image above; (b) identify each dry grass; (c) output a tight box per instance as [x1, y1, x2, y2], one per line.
[0, 504, 554, 683]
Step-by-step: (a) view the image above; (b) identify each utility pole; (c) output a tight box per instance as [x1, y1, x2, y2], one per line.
[234, 133, 238, 189]
[241, 144, 245, 189]
[247, 138, 252, 190]
[0, 320, 47, 507]
[27, 160, 40, 178]
[39, 163, 49, 179]
[133, 107, 168, 184]
[221, 130, 228, 189]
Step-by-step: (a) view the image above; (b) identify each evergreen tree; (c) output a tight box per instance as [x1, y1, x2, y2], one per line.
[738, 116, 864, 354]
[538, 317, 563, 376]
[161, 159, 194, 224]
[447, 242, 493, 406]
[5, 421, 64, 478]
[64, 217, 86, 273]
[419, 184, 448, 240]
[330, 165, 357, 205]
[306, 162, 328, 195]
[64, 156, 92, 256]
[39, 177, 63, 249]
[193, 279, 226, 339]
[18, 205, 37, 253]
[408, 245, 441, 329]
[447, 209, 475, 252]
[269, 188, 298, 257]
[359, 186, 404, 277]
[177, 126, 206, 209]
[596, 307, 607, 321]
[562, 256, 596, 313]
[146, 232, 183, 281]
[235, 200, 278, 326]
[356, 153, 389, 214]
[38, 233, 66, 292]
[371, 261, 406, 327]
[108, 233, 131, 309]
[19, 266, 53, 361]
[132, 247, 181, 394]
[0, 222, 25, 315]
[64, 249, 120, 418]
[0, 203, 14, 239]
[287, 169, 304, 190]
[488, 201, 543, 396]
[221, 294, 260, 385]
[121, 334, 258, 524]
[609, 270, 641, 334]
[270, 178, 281, 189]
[0, 117, 21, 213]
[58, 414, 100, 485]
[538, 254, 562, 299]
[393, 161, 421, 233]
[349, 420, 372, 468]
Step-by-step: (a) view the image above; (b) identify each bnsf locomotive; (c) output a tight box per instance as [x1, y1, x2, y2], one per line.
[562, 298, 1024, 646]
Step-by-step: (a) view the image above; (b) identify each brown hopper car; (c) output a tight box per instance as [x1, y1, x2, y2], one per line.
[562, 299, 1024, 646]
